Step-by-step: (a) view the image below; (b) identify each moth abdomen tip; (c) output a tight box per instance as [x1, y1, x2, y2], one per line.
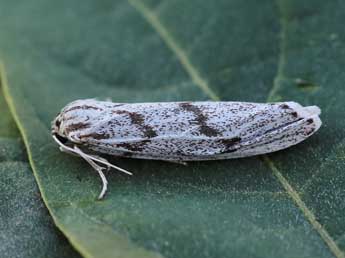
[286, 102, 321, 118]
[304, 105, 321, 116]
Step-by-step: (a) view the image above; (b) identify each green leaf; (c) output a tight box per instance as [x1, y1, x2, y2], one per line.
[1, 1, 344, 258]
[0, 81, 81, 257]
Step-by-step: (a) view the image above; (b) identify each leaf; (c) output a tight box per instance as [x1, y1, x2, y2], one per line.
[0, 0, 344, 258]
[0, 81, 81, 257]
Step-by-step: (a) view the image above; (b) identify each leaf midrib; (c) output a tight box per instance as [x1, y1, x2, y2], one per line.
[126, 0, 344, 257]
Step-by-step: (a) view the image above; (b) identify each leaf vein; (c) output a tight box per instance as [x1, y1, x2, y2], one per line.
[264, 3, 344, 255]
[263, 156, 344, 258]
[129, 1, 345, 257]
[300, 139, 345, 194]
[127, 0, 219, 101]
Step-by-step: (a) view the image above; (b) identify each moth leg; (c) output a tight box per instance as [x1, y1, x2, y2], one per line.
[53, 134, 133, 175]
[83, 154, 112, 170]
[94, 156, 111, 171]
[72, 146, 108, 199]
[78, 151, 133, 175]
[59, 145, 126, 173]
[52, 135, 133, 199]
[165, 160, 188, 166]
[96, 168, 108, 199]
[59, 146, 79, 156]
[73, 146, 133, 199]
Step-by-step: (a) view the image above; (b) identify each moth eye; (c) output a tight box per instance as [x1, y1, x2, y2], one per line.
[55, 134, 68, 144]
[55, 119, 61, 128]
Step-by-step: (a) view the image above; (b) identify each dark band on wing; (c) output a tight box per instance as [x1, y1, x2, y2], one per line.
[113, 110, 158, 138]
[179, 102, 220, 137]
[80, 132, 109, 140]
[219, 137, 242, 153]
[65, 122, 91, 134]
[116, 139, 151, 152]
[79, 110, 158, 141]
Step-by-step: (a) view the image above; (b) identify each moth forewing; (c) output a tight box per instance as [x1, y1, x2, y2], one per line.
[51, 99, 322, 199]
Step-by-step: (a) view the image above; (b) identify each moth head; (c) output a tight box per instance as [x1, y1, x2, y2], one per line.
[51, 99, 104, 144]
[51, 112, 69, 144]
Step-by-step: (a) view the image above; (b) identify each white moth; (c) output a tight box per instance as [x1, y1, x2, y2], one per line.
[51, 99, 322, 199]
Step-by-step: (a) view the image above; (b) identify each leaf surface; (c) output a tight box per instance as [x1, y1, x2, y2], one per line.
[0, 78, 80, 257]
[0, 0, 344, 258]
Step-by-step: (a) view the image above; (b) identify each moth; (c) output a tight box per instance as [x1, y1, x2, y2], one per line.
[52, 99, 322, 199]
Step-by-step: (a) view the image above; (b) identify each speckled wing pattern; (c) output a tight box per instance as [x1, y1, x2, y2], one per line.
[54, 99, 322, 161]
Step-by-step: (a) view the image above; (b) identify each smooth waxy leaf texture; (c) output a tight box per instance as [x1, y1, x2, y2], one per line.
[0, 80, 80, 257]
[0, 0, 345, 258]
